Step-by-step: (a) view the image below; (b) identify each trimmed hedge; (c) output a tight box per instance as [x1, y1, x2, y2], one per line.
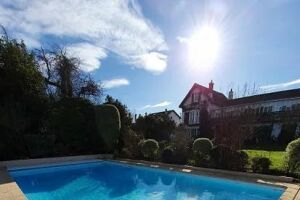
[286, 138, 300, 172]
[94, 104, 121, 153]
[161, 146, 174, 163]
[193, 138, 213, 155]
[141, 139, 159, 160]
[251, 157, 271, 173]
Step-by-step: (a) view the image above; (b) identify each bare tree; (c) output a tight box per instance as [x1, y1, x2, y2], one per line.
[36, 47, 102, 102]
[226, 82, 263, 99]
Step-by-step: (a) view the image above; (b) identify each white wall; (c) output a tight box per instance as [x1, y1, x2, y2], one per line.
[168, 112, 181, 126]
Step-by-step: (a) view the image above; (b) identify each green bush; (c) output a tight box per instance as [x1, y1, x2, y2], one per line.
[286, 138, 300, 172]
[193, 138, 213, 155]
[120, 129, 141, 158]
[251, 157, 271, 173]
[49, 98, 101, 155]
[141, 139, 159, 160]
[210, 145, 248, 171]
[239, 151, 249, 171]
[24, 134, 55, 158]
[161, 146, 174, 163]
[94, 104, 121, 153]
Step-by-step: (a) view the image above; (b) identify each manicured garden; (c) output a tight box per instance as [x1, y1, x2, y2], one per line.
[243, 150, 285, 170]
[1, 33, 300, 180]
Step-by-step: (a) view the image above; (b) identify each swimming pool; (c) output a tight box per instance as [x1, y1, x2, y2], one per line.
[9, 160, 284, 200]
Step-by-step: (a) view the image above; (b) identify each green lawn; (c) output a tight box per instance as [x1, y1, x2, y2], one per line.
[243, 150, 286, 170]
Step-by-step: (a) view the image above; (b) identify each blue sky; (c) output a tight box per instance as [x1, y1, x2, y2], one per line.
[1, 0, 300, 115]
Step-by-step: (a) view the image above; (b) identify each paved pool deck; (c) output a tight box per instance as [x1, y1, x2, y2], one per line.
[0, 156, 299, 200]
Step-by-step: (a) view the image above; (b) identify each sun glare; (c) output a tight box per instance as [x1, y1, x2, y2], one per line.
[187, 26, 221, 68]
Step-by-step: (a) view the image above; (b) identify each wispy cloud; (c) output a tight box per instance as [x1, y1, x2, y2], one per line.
[0, 0, 168, 73]
[140, 101, 171, 110]
[67, 43, 107, 72]
[102, 78, 130, 89]
[260, 78, 300, 92]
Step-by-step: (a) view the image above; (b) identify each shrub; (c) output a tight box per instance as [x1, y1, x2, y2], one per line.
[120, 129, 141, 159]
[161, 146, 174, 163]
[24, 134, 55, 158]
[286, 138, 300, 172]
[210, 145, 248, 171]
[278, 123, 297, 145]
[193, 138, 213, 155]
[239, 151, 249, 170]
[141, 139, 159, 160]
[94, 104, 121, 153]
[251, 157, 271, 173]
[170, 127, 193, 164]
[49, 98, 101, 155]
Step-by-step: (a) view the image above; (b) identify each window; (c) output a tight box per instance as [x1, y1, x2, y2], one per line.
[189, 110, 200, 124]
[268, 106, 272, 113]
[192, 93, 200, 103]
[280, 106, 287, 112]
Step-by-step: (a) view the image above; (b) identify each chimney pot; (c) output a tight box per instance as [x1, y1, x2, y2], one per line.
[209, 80, 214, 90]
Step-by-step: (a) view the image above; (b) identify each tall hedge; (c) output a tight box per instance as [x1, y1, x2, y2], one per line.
[49, 98, 100, 155]
[94, 104, 121, 153]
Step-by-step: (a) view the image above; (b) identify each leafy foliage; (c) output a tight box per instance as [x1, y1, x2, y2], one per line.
[0, 35, 49, 160]
[210, 145, 249, 171]
[48, 98, 102, 155]
[278, 123, 297, 145]
[251, 157, 271, 173]
[141, 139, 159, 160]
[134, 113, 176, 141]
[192, 138, 213, 167]
[36, 47, 102, 101]
[286, 138, 300, 172]
[161, 146, 174, 164]
[193, 138, 213, 155]
[104, 95, 133, 152]
[120, 128, 142, 158]
[94, 104, 121, 153]
[169, 126, 193, 164]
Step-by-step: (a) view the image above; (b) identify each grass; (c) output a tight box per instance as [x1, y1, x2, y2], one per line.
[243, 149, 286, 170]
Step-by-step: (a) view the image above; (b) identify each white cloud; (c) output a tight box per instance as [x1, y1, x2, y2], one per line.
[140, 101, 171, 110]
[0, 0, 168, 73]
[102, 78, 130, 89]
[260, 78, 300, 92]
[67, 43, 107, 72]
[131, 52, 167, 74]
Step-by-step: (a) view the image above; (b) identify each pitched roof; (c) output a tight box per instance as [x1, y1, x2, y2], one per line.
[225, 88, 300, 106]
[179, 83, 227, 108]
[148, 110, 181, 119]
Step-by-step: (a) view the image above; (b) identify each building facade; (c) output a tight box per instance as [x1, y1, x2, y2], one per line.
[149, 109, 181, 126]
[179, 81, 300, 138]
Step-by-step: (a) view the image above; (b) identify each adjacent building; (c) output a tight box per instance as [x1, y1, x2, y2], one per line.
[179, 81, 300, 138]
[148, 109, 182, 126]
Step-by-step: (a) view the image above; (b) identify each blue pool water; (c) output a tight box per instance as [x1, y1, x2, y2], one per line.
[9, 161, 284, 200]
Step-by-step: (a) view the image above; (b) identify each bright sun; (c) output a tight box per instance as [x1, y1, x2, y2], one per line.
[187, 26, 220, 68]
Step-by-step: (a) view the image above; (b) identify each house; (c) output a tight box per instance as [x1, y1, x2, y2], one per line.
[148, 109, 181, 126]
[179, 80, 300, 138]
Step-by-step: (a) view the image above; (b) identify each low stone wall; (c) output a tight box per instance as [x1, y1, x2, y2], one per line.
[0, 154, 113, 169]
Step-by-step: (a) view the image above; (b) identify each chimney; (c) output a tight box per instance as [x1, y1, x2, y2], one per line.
[228, 89, 233, 100]
[209, 80, 214, 90]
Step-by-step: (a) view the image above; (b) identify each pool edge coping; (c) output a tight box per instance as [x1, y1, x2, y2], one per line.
[0, 156, 299, 200]
[112, 158, 300, 200]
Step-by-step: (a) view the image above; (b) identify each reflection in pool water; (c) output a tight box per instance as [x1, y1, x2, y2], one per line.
[9, 161, 284, 200]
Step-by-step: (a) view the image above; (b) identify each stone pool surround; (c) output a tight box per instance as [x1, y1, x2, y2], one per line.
[0, 155, 299, 200]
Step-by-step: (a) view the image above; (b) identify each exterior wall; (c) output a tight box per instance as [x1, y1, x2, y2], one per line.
[168, 112, 181, 126]
[181, 84, 300, 139]
[181, 87, 222, 137]
[211, 97, 300, 118]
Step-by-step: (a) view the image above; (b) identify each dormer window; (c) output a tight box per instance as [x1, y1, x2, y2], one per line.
[192, 93, 200, 103]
